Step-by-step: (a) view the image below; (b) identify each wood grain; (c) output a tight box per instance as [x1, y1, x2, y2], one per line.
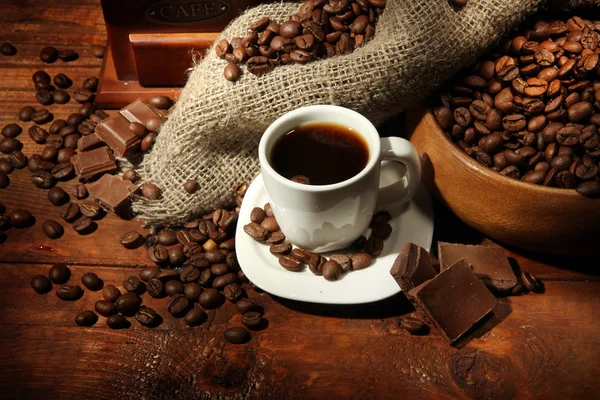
[1, 1, 600, 399]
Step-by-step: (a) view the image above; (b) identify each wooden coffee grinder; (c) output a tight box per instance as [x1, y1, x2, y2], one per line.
[97, 0, 271, 108]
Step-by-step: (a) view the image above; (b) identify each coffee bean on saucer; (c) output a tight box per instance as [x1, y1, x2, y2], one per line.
[279, 255, 302, 271]
[42, 219, 63, 239]
[8, 209, 33, 228]
[365, 236, 384, 256]
[400, 316, 427, 335]
[330, 254, 352, 272]
[243, 222, 269, 240]
[107, 314, 130, 329]
[19, 106, 35, 122]
[521, 271, 541, 293]
[103, 284, 121, 302]
[75, 311, 98, 326]
[49, 263, 70, 284]
[371, 223, 393, 240]
[184, 306, 207, 327]
[95, 299, 117, 317]
[260, 217, 279, 232]
[53, 73, 72, 89]
[250, 207, 266, 224]
[308, 254, 326, 275]
[322, 260, 342, 281]
[1, 42, 17, 56]
[290, 248, 311, 263]
[224, 327, 251, 344]
[2, 123, 22, 138]
[31, 275, 52, 294]
[135, 306, 159, 327]
[58, 49, 78, 61]
[82, 272, 102, 291]
[370, 211, 391, 227]
[56, 284, 83, 301]
[351, 253, 373, 270]
[40, 46, 58, 63]
[116, 292, 142, 316]
[269, 242, 292, 256]
[48, 187, 68, 206]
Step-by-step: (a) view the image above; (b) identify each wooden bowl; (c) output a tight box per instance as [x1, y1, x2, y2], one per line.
[407, 105, 600, 256]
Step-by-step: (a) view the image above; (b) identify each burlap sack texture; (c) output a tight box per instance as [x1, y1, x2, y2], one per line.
[133, 0, 599, 226]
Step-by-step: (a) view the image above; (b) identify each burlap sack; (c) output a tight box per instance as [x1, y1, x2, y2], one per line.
[133, 0, 597, 226]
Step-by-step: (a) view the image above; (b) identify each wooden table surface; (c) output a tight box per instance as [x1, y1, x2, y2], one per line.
[1, 1, 599, 399]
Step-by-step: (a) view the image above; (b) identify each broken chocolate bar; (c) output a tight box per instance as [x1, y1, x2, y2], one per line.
[77, 133, 104, 152]
[438, 242, 517, 291]
[86, 173, 138, 217]
[390, 242, 437, 292]
[71, 147, 118, 182]
[120, 99, 164, 129]
[408, 259, 497, 343]
[95, 115, 140, 157]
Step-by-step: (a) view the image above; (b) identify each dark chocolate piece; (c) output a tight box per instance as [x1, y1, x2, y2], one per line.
[390, 242, 437, 292]
[77, 133, 105, 152]
[86, 174, 139, 217]
[95, 115, 140, 157]
[71, 147, 118, 182]
[408, 259, 497, 343]
[438, 242, 517, 291]
[120, 99, 164, 130]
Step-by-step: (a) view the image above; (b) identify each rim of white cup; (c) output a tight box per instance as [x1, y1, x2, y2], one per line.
[258, 105, 381, 192]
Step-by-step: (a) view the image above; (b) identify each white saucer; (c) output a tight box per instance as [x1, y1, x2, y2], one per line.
[235, 162, 434, 304]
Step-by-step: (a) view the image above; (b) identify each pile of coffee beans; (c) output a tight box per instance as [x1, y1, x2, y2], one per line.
[243, 206, 392, 281]
[217, 0, 387, 81]
[432, 15, 600, 198]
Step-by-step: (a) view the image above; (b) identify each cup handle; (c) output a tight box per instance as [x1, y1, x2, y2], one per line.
[378, 137, 422, 205]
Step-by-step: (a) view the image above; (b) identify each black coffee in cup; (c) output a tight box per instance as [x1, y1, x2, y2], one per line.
[270, 122, 369, 185]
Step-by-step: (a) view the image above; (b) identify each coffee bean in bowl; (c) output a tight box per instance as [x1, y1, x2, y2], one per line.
[411, 14, 600, 255]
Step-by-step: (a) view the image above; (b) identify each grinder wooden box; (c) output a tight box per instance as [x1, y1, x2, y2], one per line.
[97, 0, 272, 108]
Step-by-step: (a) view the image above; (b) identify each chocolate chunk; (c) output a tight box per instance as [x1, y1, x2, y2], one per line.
[70, 146, 118, 182]
[94, 115, 141, 157]
[120, 99, 164, 132]
[438, 242, 517, 291]
[390, 242, 437, 292]
[77, 133, 105, 152]
[86, 174, 139, 217]
[408, 259, 497, 343]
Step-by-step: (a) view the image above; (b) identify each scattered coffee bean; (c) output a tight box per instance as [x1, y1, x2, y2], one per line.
[47, 187, 68, 206]
[103, 284, 121, 302]
[19, 106, 35, 122]
[81, 272, 102, 291]
[148, 96, 173, 110]
[32, 70, 50, 83]
[147, 278, 166, 298]
[82, 77, 99, 92]
[72, 183, 88, 199]
[52, 90, 70, 104]
[80, 202, 103, 219]
[36, 89, 54, 106]
[167, 293, 189, 316]
[241, 311, 263, 329]
[223, 282, 243, 301]
[224, 63, 242, 82]
[61, 202, 80, 222]
[119, 231, 143, 249]
[139, 266, 161, 282]
[116, 292, 142, 316]
[1, 42, 17, 56]
[521, 271, 541, 293]
[56, 284, 83, 301]
[95, 299, 117, 317]
[31, 170, 53, 189]
[91, 45, 105, 59]
[75, 311, 98, 326]
[40, 46, 58, 63]
[73, 88, 93, 104]
[224, 327, 251, 344]
[58, 49, 78, 61]
[184, 179, 199, 194]
[184, 283, 203, 302]
[8, 151, 27, 169]
[53, 73, 72, 89]
[31, 275, 52, 294]
[0, 137, 22, 154]
[141, 132, 156, 152]
[135, 307, 159, 327]
[157, 230, 177, 246]
[165, 280, 184, 297]
[8, 209, 33, 228]
[72, 216, 95, 235]
[2, 123, 22, 138]
[32, 109, 53, 124]
[184, 306, 207, 327]
[0, 160, 13, 174]
[123, 276, 144, 294]
[28, 125, 49, 144]
[400, 316, 427, 335]
[49, 263, 71, 284]
[236, 298, 263, 315]
[42, 219, 63, 239]
[122, 169, 138, 183]
[199, 288, 223, 309]
[107, 314, 130, 329]
[141, 183, 161, 199]
[57, 148, 74, 164]
[351, 253, 373, 270]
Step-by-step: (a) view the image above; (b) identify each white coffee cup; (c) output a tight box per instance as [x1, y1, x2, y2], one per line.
[258, 105, 421, 253]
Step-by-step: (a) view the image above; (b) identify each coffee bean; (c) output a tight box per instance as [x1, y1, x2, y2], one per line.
[184, 306, 207, 327]
[82, 272, 102, 291]
[52, 90, 70, 104]
[5, 151, 24, 169]
[42, 219, 63, 239]
[226, 252, 239, 270]
[91, 45, 105, 59]
[58, 49, 78, 61]
[212, 272, 238, 289]
[118, 231, 142, 249]
[148, 244, 169, 265]
[365, 236, 384, 256]
[279, 255, 302, 271]
[94, 299, 117, 317]
[116, 292, 142, 316]
[400, 316, 427, 335]
[61, 202, 80, 222]
[0, 160, 13, 175]
[0, 137, 22, 154]
[0, 172, 8, 189]
[47, 187, 68, 208]
[19, 106, 35, 122]
[141, 183, 161, 199]
[164, 280, 183, 297]
[184, 282, 203, 302]
[246, 56, 272, 75]
[123, 276, 144, 294]
[156, 230, 177, 246]
[8, 209, 33, 228]
[137, 266, 160, 283]
[167, 293, 189, 316]
[107, 314, 130, 329]
[199, 288, 223, 309]
[269, 242, 292, 256]
[31, 275, 52, 294]
[102, 284, 121, 302]
[53, 73, 72, 89]
[235, 298, 262, 315]
[72, 216, 95, 235]
[243, 222, 269, 241]
[224, 63, 242, 82]
[36, 89, 53, 106]
[56, 284, 83, 301]
[40, 46, 58, 63]
[241, 311, 263, 329]
[28, 126, 49, 144]
[82, 77, 99, 92]
[140, 132, 156, 152]
[2, 123, 22, 138]
[521, 271, 541, 293]
[322, 260, 342, 281]
[1, 42, 17, 56]
[224, 327, 251, 344]
[75, 311, 98, 326]
[73, 88, 93, 104]
[49, 263, 70, 284]
[146, 96, 172, 110]
[146, 278, 165, 299]
[32, 109, 53, 124]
